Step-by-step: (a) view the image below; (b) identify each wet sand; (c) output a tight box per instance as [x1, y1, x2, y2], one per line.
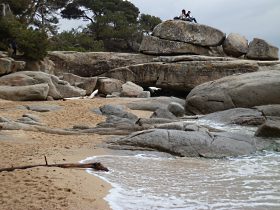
[0, 98, 151, 210]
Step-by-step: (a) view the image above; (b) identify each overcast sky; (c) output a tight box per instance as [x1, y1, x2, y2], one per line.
[59, 0, 280, 49]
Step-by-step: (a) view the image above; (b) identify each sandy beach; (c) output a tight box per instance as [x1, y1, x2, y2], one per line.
[0, 98, 151, 210]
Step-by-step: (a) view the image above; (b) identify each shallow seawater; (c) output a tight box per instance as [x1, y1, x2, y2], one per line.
[83, 151, 280, 210]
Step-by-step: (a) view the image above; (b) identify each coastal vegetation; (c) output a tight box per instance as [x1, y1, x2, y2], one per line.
[0, 0, 161, 60]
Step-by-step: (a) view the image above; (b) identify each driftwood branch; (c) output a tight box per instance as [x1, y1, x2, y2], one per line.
[0, 162, 109, 173]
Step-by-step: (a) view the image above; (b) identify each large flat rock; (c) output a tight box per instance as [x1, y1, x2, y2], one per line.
[48, 51, 155, 77]
[152, 20, 225, 47]
[139, 35, 211, 55]
[105, 60, 259, 92]
[112, 129, 256, 158]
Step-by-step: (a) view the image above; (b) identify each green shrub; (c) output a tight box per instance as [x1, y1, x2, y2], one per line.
[0, 17, 48, 60]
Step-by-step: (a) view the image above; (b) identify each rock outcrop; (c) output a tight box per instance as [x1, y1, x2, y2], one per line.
[152, 20, 226, 47]
[0, 84, 49, 101]
[105, 59, 259, 92]
[0, 57, 25, 76]
[186, 70, 280, 114]
[247, 38, 279, 61]
[112, 129, 256, 158]
[222, 33, 248, 57]
[48, 51, 155, 77]
[0, 71, 86, 100]
[139, 35, 211, 55]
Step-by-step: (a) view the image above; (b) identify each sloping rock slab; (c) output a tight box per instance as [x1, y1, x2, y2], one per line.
[25, 104, 62, 112]
[186, 70, 280, 114]
[127, 97, 185, 111]
[112, 129, 256, 158]
[201, 108, 265, 126]
[0, 71, 86, 99]
[0, 84, 49, 101]
[48, 51, 155, 77]
[255, 105, 280, 117]
[140, 35, 211, 55]
[105, 60, 258, 92]
[152, 20, 225, 47]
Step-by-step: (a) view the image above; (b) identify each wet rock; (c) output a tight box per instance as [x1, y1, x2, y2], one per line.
[255, 119, 280, 138]
[113, 129, 256, 158]
[201, 108, 265, 126]
[255, 104, 280, 117]
[246, 38, 279, 61]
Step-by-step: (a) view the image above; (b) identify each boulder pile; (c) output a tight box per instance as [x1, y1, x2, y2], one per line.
[139, 20, 279, 60]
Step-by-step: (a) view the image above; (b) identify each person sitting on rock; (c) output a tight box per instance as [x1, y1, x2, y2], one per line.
[174, 9, 187, 20]
[186, 10, 197, 23]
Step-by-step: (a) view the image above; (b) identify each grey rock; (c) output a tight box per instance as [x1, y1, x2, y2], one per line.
[186, 70, 280, 114]
[25, 104, 62, 112]
[22, 114, 41, 122]
[255, 104, 280, 117]
[255, 119, 280, 138]
[150, 108, 177, 120]
[0, 57, 26, 75]
[222, 33, 248, 57]
[246, 38, 279, 61]
[152, 20, 225, 47]
[201, 108, 265, 126]
[137, 91, 150, 98]
[61, 73, 97, 95]
[96, 77, 123, 95]
[0, 84, 49, 101]
[121, 81, 143, 97]
[48, 51, 155, 77]
[105, 60, 259, 92]
[99, 104, 138, 121]
[167, 102, 185, 117]
[0, 71, 86, 99]
[127, 97, 185, 111]
[114, 129, 256, 158]
[140, 35, 211, 55]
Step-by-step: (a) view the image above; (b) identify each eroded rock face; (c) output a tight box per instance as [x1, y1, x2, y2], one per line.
[0, 84, 49, 101]
[139, 35, 211, 55]
[114, 129, 256, 158]
[0, 71, 86, 100]
[152, 20, 226, 47]
[186, 70, 280, 114]
[96, 77, 124, 95]
[246, 38, 279, 61]
[105, 60, 259, 92]
[0, 57, 25, 76]
[48, 51, 155, 77]
[222, 33, 248, 57]
[61, 73, 97, 95]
